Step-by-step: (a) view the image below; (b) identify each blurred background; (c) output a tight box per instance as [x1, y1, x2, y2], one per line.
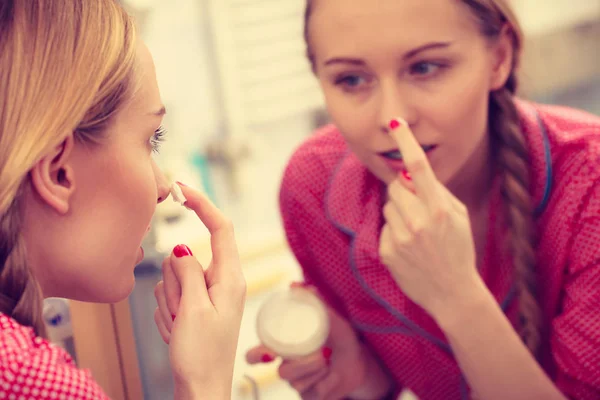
[48, 1, 600, 399]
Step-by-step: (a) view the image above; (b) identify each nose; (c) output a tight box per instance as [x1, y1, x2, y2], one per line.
[152, 160, 170, 204]
[377, 78, 414, 134]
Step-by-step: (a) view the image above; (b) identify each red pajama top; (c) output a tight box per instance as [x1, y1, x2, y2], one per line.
[0, 313, 108, 399]
[279, 100, 600, 399]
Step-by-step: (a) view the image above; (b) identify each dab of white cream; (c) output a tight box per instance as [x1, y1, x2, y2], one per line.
[170, 183, 187, 205]
[263, 299, 320, 346]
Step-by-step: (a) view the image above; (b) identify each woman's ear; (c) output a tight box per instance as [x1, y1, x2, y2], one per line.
[29, 134, 76, 214]
[489, 24, 515, 91]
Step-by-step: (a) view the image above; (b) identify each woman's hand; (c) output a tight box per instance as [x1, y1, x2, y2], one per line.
[379, 118, 485, 320]
[154, 183, 247, 400]
[246, 285, 393, 400]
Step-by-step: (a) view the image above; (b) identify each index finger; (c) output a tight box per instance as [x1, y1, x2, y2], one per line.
[175, 182, 240, 268]
[388, 118, 439, 204]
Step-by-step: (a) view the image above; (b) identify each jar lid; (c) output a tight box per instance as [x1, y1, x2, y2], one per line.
[256, 288, 330, 359]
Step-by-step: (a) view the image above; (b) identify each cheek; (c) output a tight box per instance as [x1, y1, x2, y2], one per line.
[426, 69, 490, 142]
[121, 156, 158, 221]
[323, 89, 375, 147]
[93, 149, 157, 237]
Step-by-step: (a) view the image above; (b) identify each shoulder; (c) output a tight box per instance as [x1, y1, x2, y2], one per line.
[0, 314, 108, 399]
[534, 102, 600, 136]
[528, 101, 600, 163]
[280, 124, 348, 205]
[521, 100, 600, 195]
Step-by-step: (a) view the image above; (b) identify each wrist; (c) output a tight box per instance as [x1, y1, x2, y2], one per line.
[433, 278, 496, 334]
[174, 380, 230, 400]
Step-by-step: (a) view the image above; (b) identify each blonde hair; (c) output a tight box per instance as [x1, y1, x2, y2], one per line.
[0, 0, 138, 336]
[304, 0, 541, 356]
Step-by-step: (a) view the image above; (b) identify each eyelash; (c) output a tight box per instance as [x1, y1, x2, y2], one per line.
[150, 126, 167, 153]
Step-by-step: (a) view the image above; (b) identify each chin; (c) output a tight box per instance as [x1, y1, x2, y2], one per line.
[65, 274, 136, 304]
[99, 276, 136, 303]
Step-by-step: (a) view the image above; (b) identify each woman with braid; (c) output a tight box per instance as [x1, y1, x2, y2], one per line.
[247, 1, 600, 399]
[0, 1, 246, 399]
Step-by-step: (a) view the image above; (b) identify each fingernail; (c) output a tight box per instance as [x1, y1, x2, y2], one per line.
[389, 118, 402, 130]
[402, 170, 412, 181]
[172, 314, 176, 321]
[261, 354, 274, 363]
[322, 347, 333, 364]
[176, 181, 188, 187]
[173, 244, 193, 258]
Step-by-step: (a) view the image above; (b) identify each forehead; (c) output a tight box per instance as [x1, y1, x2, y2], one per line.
[105, 42, 162, 136]
[309, 0, 479, 56]
[124, 42, 162, 116]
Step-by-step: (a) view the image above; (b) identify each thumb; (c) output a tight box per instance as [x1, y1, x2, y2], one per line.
[170, 244, 211, 309]
[245, 344, 277, 364]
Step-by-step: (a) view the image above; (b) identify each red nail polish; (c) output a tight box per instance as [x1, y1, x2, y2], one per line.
[322, 347, 333, 361]
[389, 119, 401, 130]
[261, 354, 274, 363]
[402, 170, 412, 181]
[173, 244, 193, 258]
[172, 314, 176, 321]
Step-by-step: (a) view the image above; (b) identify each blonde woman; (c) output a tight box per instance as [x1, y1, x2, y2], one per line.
[0, 1, 245, 399]
[247, 0, 600, 399]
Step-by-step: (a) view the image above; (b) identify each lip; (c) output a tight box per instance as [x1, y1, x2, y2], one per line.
[380, 145, 438, 172]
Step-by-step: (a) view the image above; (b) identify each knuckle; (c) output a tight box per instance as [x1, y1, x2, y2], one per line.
[154, 281, 164, 299]
[379, 244, 392, 263]
[278, 364, 291, 381]
[235, 275, 247, 295]
[406, 220, 424, 236]
[431, 205, 450, 223]
[161, 256, 170, 271]
[391, 226, 411, 245]
[386, 184, 395, 200]
[220, 217, 235, 234]
[391, 235, 409, 256]
[290, 380, 306, 392]
[382, 203, 393, 220]
[406, 158, 427, 174]
[227, 275, 247, 306]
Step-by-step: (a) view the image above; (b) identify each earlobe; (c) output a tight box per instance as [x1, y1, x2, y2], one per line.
[490, 24, 515, 91]
[29, 135, 76, 215]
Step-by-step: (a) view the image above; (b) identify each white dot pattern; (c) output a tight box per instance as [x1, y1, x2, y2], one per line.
[279, 100, 600, 399]
[0, 314, 109, 399]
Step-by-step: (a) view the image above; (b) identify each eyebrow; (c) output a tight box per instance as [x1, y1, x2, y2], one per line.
[149, 106, 167, 116]
[323, 41, 453, 66]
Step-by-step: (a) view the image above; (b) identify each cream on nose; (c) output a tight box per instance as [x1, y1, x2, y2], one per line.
[170, 182, 187, 205]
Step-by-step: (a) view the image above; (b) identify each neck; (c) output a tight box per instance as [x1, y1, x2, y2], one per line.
[446, 134, 494, 215]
